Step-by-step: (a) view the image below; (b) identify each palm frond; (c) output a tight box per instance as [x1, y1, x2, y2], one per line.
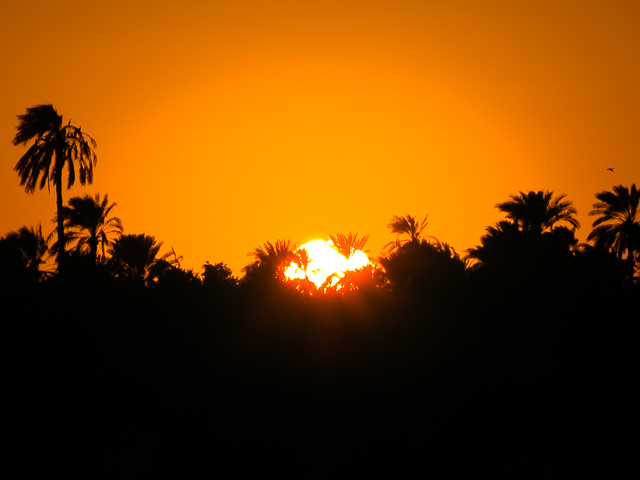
[13, 104, 62, 146]
[384, 214, 429, 252]
[329, 232, 370, 260]
[496, 190, 579, 233]
[587, 184, 640, 261]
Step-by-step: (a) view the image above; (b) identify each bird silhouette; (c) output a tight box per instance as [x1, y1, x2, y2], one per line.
[606, 167, 614, 172]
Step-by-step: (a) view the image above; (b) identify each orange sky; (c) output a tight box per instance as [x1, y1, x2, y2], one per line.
[2, 0, 639, 275]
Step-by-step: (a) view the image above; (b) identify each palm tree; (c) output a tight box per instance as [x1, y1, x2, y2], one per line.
[332, 264, 379, 293]
[383, 214, 429, 252]
[379, 238, 467, 291]
[495, 190, 579, 234]
[108, 234, 172, 284]
[329, 232, 370, 260]
[587, 184, 639, 270]
[466, 220, 522, 266]
[249, 239, 297, 264]
[13, 105, 97, 269]
[202, 261, 238, 290]
[467, 218, 578, 270]
[0, 224, 54, 282]
[242, 239, 297, 282]
[58, 193, 123, 265]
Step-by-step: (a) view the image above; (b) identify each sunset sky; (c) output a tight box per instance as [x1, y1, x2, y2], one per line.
[2, 0, 639, 275]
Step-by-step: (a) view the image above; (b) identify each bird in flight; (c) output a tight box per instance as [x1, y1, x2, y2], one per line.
[606, 167, 614, 172]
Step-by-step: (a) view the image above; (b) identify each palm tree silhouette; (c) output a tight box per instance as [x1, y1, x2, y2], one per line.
[329, 232, 370, 260]
[0, 224, 54, 282]
[379, 238, 467, 291]
[12, 105, 97, 270]
[495, 190, 579, 234]
[466, 220, 522, 266]
[383, 214, 429, 252]
[292, 247, 311, 277]
[58, 193, 123, 265]
[587, 184, 639, 270]
[244, 239, 297, 282]
[332, 264, 379, 293]
[466, 218, 577, 272]
[202, 261, 238, 290]
[108, 234, 172, 284]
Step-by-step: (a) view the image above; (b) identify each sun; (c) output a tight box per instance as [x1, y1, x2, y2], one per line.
[284, 239, 371, 289]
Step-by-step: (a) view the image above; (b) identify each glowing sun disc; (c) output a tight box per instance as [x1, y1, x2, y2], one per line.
[284, 239, 371, 288]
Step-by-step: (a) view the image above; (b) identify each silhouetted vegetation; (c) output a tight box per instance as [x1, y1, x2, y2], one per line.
[58, 192, 122, 265]
[588, 184, 640, 282]
[13, 105, 97, 271]
[5, 106, 638, 473]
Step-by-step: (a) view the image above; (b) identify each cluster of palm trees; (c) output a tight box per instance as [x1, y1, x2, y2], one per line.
[465, 191, 581, 270]
[0, 192, 177, 285]
[4, 104, 640, 290]
[466, 188, 639, 282]
[242, 189, 639, 291]
[4, 105, 180, 285]
[378, 220, 467, 291]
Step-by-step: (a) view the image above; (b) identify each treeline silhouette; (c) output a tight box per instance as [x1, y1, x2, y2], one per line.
[4, 105, 638, 474]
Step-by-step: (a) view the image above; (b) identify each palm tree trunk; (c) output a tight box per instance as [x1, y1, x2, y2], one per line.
[55, 168, 65, 273]
[89, 234, 98, 266]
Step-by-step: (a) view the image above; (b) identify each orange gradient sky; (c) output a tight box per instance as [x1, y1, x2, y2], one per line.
[2, 0, 639, 275]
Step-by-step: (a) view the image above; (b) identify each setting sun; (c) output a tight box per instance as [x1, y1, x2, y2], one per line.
[3, 1, 637, 469]
[284, 239, 371, 289]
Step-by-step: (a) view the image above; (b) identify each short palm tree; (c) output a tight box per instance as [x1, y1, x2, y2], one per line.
[59, 193, 123, 265]
[587, 184, 639, 264]
[250, 239, 297, 264]
[0, 224, 54, 281]
[383, 214, 429, 252]
[466, 220, 521, 265]
[13, 105, 97, 269]
[243, 239, 297, 282]
[496, 190, 579, 234]
[108, 234, 172, 284]
[379, 238, 467, 291]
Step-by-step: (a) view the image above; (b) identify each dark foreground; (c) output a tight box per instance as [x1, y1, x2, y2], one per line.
[5, 276, 638, 476]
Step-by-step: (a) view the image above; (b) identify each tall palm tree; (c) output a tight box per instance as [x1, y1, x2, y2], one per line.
[108, 234, 171, 284]
[329, 232, 370, 260]
[383, 214, 429, 252]
[59, 193, 123, 265]
[587, 184, 639, 265]
[13, 104, 97, 269]
[495, 190, 579, 234]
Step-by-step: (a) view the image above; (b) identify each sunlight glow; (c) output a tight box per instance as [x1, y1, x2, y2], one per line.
[284, 239, 371, 289]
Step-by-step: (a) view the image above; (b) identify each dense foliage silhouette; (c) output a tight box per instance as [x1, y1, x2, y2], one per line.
[0, 224, 53, 284]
